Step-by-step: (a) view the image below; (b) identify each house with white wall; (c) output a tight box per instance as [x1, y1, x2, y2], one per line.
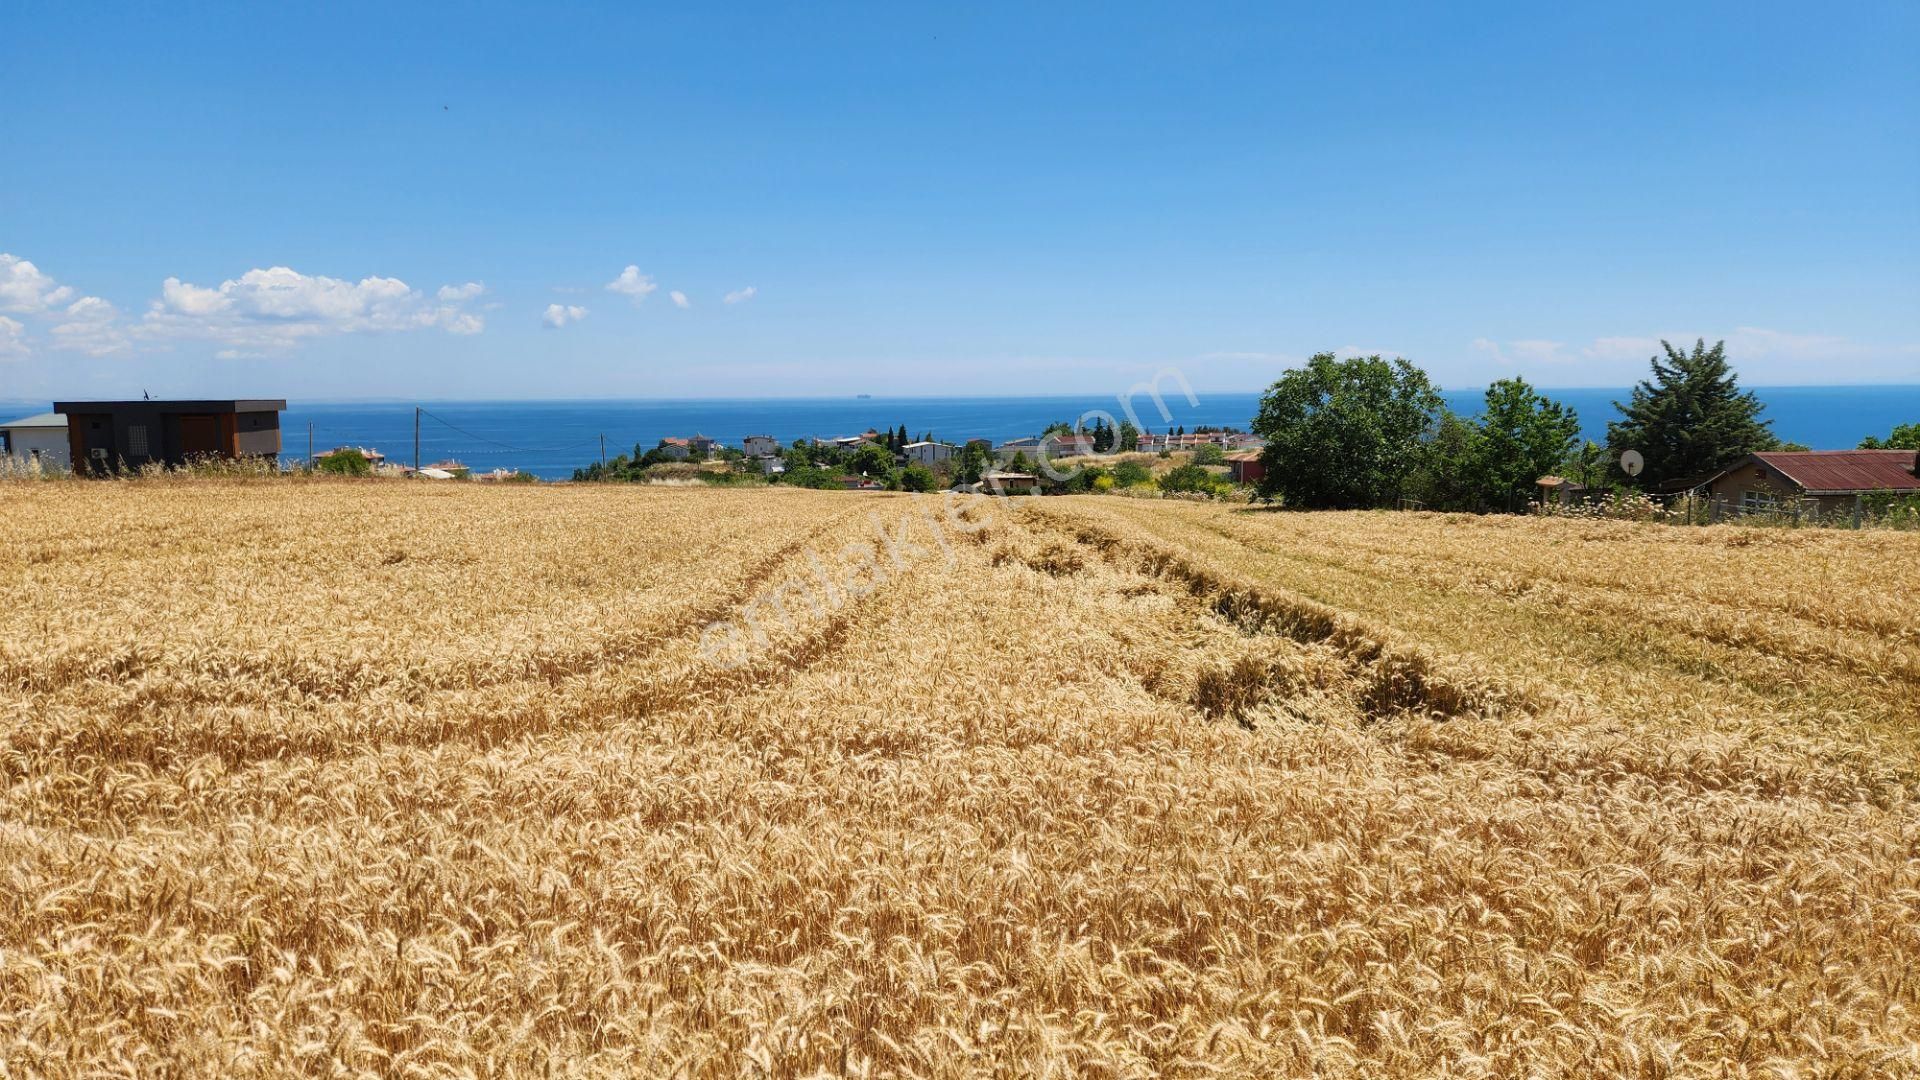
[901, 441, 956, 467]
[0, 412, 70, 471]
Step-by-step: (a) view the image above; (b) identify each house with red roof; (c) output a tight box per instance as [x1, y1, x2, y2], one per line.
[1701, 450, 1920, 518]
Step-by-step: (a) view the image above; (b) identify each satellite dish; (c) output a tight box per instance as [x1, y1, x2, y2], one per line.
[1619, 450, 1645, 478]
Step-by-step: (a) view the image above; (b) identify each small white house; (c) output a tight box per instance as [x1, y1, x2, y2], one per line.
[901, 440, 956, 467]
[743, 434, 781, 458]
[0, 412, 70, 471]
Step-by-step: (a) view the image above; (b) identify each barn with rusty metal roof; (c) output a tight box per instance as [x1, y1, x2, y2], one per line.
[1702, 449, 1920, 520]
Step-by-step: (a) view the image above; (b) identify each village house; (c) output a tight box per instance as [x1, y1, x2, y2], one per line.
[1701, 450, 1920, 519]
[655, 438, 691, 460]
[1136, 431, 1248, 453]
[1225, 450, 1265, 485]
[979, 471, 1043, 495]
[994, 436, 1046, 461]
[1044, 433, 1096, 458]
[742, 434, 781, 458]
[0, 412, 71, 471]
[53, 399, 285, 472]
[901, 440, 956, 467]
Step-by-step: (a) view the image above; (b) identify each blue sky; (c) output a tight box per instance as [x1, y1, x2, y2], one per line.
[3, 1, 1916, 400]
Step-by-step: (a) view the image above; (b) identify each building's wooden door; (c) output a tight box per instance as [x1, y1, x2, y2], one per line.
[179, 415, 221, 456]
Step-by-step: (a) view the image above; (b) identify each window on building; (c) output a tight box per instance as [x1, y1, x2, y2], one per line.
[1742, 490, 1781, 512]
[128, 425, 149, 457]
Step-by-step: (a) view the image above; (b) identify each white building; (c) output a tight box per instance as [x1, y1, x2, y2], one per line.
[901, 440, 956, 467]
[0, 412, 70, 472]
[743, 434, 781, 458]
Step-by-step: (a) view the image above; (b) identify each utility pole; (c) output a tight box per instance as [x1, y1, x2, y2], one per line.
[413, 407, 421, 477]
[599, 433, 607, 467]
[307, 422, 313, 463]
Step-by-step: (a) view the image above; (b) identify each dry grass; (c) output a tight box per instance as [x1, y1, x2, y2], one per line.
[1, 478, 1916, 1077]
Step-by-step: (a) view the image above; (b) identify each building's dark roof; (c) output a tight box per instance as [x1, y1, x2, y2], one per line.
[1726, 450, 1920, 494]
[53, 399, 286, 413]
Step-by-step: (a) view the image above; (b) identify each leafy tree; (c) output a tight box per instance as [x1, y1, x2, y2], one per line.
[1190, 443, 1226, 466]
[1041, 420, 1074, 437]
[1560, 440, 1610, 490]
[1252, 352, 1445, 508]
[956, 442, 992, 484]
[1607, 339, 1777, 487]
[1118, 420, 1140, 452]
[850, 443, 894, 477]
[1408, 411, 1482, 511]
[1472, 378, 1581, 511]
[1861, 422, 1920, 450]
[315, 449, 371, 476]
[898, 464, 937, 492]
[1009, 451, 1033, 473]
[1112, 459, 1152, 487]
[896, 424, 909, 452]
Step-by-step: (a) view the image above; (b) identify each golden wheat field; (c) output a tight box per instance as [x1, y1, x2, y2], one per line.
[1, 478, 1917, 1078]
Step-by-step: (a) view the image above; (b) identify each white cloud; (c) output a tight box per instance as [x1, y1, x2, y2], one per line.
[723, 285, 757, 305]
[1472, 329, 1920, 382]
[443, 311, 485, 335]
[543, 303, 588, 329]
[142, 266, 486, 354]
[1471, 337, 1576, 366]
[606, 265, 658, 303]
[437, 281, 486, 302]
[669, 290, 691, 309]
[50, 296, 130, 356]
[0, 315, 26, 359]
[0, 254, 76, 313]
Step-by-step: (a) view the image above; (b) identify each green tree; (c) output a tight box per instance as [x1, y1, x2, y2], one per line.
[1607, 339, 1777, 487]
[956, 442, 991, 484]
[1252, 352, 1445, 508]
[1861, 423, 1920, 450]
[1009, 451, 1033, 473]
[1118, 420, 1140, 452]
[898, 464, 937, 492]
[850, 443, 894, 477]
[1408, 411, 1481, 511]
[1560, 440, 1609, 490]
[1190, 443, 1226, 466]
[1473, 378, 1581, 511]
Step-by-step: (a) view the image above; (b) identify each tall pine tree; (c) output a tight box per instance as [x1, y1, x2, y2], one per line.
[1607, 339, 1777, 487]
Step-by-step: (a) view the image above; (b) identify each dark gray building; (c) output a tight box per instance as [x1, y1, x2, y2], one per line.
[53, 399, 286, 472]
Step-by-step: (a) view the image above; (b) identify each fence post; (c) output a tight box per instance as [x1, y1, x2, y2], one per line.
[1854, 495, 1864, 530]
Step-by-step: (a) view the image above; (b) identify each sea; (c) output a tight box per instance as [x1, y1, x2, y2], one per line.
[5, 386, 1916, 480]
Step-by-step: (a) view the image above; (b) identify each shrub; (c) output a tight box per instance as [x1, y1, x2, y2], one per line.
[1113, 460, 1152, 487]
[315, 449, 371, 476]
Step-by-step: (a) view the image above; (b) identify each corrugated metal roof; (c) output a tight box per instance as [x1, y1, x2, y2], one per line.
[1753, 450, 1920, 493]
[0, 412, 67, 429]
